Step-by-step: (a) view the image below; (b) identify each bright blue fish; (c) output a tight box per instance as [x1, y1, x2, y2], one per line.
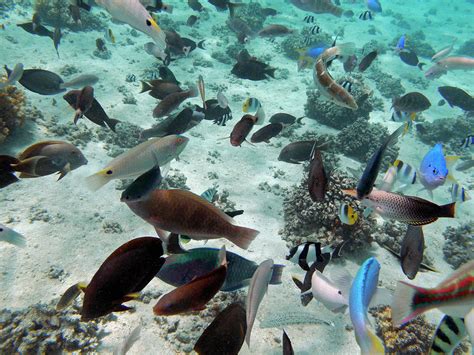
[349, 257, 385, 355]
[396, 34, 406, 51]
[419, 143, 449, 192]
[305, 44, 328, 59]
[367, 0, 382, 12]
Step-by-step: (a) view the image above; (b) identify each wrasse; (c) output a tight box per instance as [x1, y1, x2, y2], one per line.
[314, 43, 358, 110]
[425, 56, 474, 79]
[392, 260, 474, 326]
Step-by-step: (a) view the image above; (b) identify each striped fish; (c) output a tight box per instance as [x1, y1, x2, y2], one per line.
[286, 241, 346, 271]
[393, 160, 417, 185]
[429, 315, 466, 354]
[451, 183, 470, 203]
[460, 135, 474, 148]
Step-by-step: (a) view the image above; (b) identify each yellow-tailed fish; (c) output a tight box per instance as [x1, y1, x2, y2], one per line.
[339, 203, 358, 225]
[86, 135, 188, 191]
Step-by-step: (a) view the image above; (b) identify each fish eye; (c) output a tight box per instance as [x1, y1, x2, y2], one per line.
[146, 19, 152, 27]
[106, 170, 113, 175]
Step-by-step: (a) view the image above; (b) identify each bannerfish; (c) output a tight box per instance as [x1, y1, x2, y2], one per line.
[419, 143, 453, 193]
[230, 114, 257, 146]
[314, 43, 358, 110]
[392, 92, 431, 113]
[460, 135, 474, 148]
[283, 330, 294, 355]
[13, 141, 87, 180]
[400, 225, 424, 280]
[269, 113, 304, 125]
[339, 203, 358, 225]
[0, 63, 23, 89]
[153, 246, 227, 316]
[81, 237, 165, 320]
[120, 164, 162, 203]
[232, 50, 276, 81]
[250, 123, 283, 143]
[438, 86, 474, 112]
[157, 247, 284, 292]
[391, 260, 474, 326]
[86, 135, 188, 191]
[5, 66, 65, 95]
[356, 124, 405, 199]
[258, 24, 293, 37]
[242, 97, 265, 124]
[194, 303, 246, 355]
[140, 107, 203, 139]
[140, 79, 182, 100]
[395, 34, 406, 52]
[95, 0, 167, 49]
[349, 257, 386, 355]
[450, 183, 470, 203]
[399, 50, 425, 70]
[358, 50, 377, 72]
[343, 189, 456, 226]
[60, 74, 99, 89]
[125, 189, 259, 250]
[0, 156, 20, 189]
[306, 268, 351, 313]
[425, 56, 474, 79]
[308, 146, 328, 202]
[0, 223, 26, 248]
[359, 11, 372, 20]
[278, 140, 319, 164]
[113, 325, 141, 355]
[246, 259, 274, 346]
[366, 0, 382, 12]
[64, 86, 94, 124]
[153, 85, 199, 118]
[429, 315, 468, 355]
[63, 91, 120, 131]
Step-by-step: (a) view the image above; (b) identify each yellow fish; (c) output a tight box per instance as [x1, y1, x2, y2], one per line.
[339, 203, 358, 225]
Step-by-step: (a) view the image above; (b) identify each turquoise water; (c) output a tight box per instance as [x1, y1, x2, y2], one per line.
[0, 0, 473, 353]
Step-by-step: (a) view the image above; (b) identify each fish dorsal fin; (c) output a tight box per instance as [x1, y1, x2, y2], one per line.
[328, 267, 352, 297]
[18, 140, 65, 160]
[368, 287, 392, 308]
[437, 260, 474, 288]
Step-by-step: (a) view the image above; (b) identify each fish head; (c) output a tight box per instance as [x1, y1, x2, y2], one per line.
[420, 144, 448, 187]
[67, 146, 88, 169]
[425, 63, 447, 79]
[171, 135, 189, 158]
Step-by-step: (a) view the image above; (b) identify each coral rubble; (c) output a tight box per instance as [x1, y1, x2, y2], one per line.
[443, 223, 473, 269]
[0, 85, 26, 145]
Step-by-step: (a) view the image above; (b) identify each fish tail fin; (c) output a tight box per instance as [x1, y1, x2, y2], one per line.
[106, 118, 121, 132]
[392, 280, 430, 326]
[439, 202, 456, 218]
[418, 62, 426, 70]
[367, 327, 385, 354]
[85, 170, 110, 191]
[0, 230, 26, 248]
[337, 42, 356, 57]
[269, 264, 284, 285]
[140, 81, 152, 93]
[228, 226, 259, 249]
[265, 67, 276, 78]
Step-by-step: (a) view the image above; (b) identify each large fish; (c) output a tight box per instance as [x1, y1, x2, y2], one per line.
[430, 315, 467, 355]
[391, 260, 474, 326]
[290, 0, 343, 17]
[5, 66, 65, 95]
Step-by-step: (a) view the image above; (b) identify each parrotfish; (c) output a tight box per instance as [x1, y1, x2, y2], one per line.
[391, 260, 474, 326]
[400, 225, 424, 280]
[419, 143, 452, 193]
[349, 257, 386, 355]
[425, 56, 474, 79]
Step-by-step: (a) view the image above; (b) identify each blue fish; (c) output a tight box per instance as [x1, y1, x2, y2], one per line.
[396, 34, 406, 51]
[349, 257, 385, 354]
[419, 144, 449, 192]
[367, 0, 382, 12]
[304, 43, 328, 58]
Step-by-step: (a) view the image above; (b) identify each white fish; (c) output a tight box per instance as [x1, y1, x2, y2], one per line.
[217, 91, 229, 109]
[95, 0, 167, 49]
[85, 135, 188, 191]
[0, 224, 26, 247]
[431, 41, 456, 62]
[144, 42, 167, 61]
[246, 259, 274, 346]
[113, 325, 141, 355]
[60, 74, 99, 89]
[0, 63, 23, 89]
[306, 268, 351, 313]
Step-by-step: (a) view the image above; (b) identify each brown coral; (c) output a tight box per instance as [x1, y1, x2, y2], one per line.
[0, 85, 26, 145]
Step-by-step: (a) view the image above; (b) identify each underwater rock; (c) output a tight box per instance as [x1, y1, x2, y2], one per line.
[161, 168, 190, 190]
[0, 85, 25, 145]
[0, 301, 109, 353]
[366, 66, 405, 100]
[280, 171, 378, 252]
[443, 223, 474, 269]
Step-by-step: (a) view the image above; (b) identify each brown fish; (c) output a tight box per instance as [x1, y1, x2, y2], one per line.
[153, 85, 198, 118]
[140, 80, 182, 100]
[392, 92, 431, 113]
[81, 237, 165, 320]
[125, 189, 259, 250]
[194, 302, 247, 355]
[250, 123, 283, 143]
[358, 50, 377, 72]
[308, 147, 327, 202]
[278, 140, 315, 164]
[153, 246, 227, 316]
[400, 225, 424, 280]
[258, 24, 293, 37]
[230, 114, 257, 146]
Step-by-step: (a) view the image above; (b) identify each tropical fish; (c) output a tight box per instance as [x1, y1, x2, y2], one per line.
[392, 92, 431, 113]
[278, 141, 317, 164]
[246, 259, 274, 346]
[197, 98, 233, 126]
[113, 325, 141, 355]
[400, 225, 424, 280]
[305, 268, 351, 313]
[450, 183, 470, 203]
[419, 143, 452, 193]
[349, 257, 386, 355]
[105, 28, 116, 43]
[61, 74, 99, 89]
[391, 260, 474, 326]
[395, 34, 406, 52]
[393, 159, 417, 187]
[399, 50, 425, 70]
[250, 123, 283, 143]
[152, 85, 199, 118]
[0, 155, 20, 189]
[431, 42, 456, 62]
[197, 75, 206, 109]
[81, 237, 166, 320]
[0, 63, 23, 89]
[381, 244, 438, 274]
[366, 0, 382, 12]
[283, 330, 294, 355]
[156, 247, 284, 292]
[231, 50, 276, 81]
[391, 110, 417, 123]
[64, 86, 94, 124]
[194, 303, 246, 355]
[140, 107, 203, 139]
[339, 203, 358, 225]
[144, 42, 168, 62]
[86, 135, 188, 191]
[0, 224, 26, 248]
[120, 164, 162, 203]
[455, 159, 474, 171]
[125, 189, 259, 250]
[258, 24, 293, 37]
[308, 146, 328, 202]
[153, 246, 227, 316]
[56, 283, 83, 311]
[359, 11, 372, 20]
[429, 315, 467, 355]
[425, 56, 474, 79]
[343, 189, 456, 226]
[460, 135, 474, 148]
[5, 66, 65, 95]
[140, 79, 182, 100]
[269, 113, 304, 125]
[145, 0, 173, 13]
[186, 15, 198, 27]
[437, 86, 474, 112]
[188, 0, 204, 12]
[286, 241, 345, 271]
[53, 27, 61, 58]
[216, 91, 228, 109]
[230, 114, 257, 146]
[358, 50, 377, 72]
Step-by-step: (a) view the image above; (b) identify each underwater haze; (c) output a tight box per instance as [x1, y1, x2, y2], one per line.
[0, 0, 473, 354]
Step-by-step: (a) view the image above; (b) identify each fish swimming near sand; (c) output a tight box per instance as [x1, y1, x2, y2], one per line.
[5, 66, 65, 95]
[290, 0, 344, 17]
[140, 79, 182, 100]
[425, 56, 474, 79]
[64, 86, 95, 124]
[419, 143, 455, 193]
[400, 225, 424, 280]
[358, 50, 377, 72]
[258, 24, 293, 37]
[0, 156, 20, 189]
[120, 163, 162, 203]
[286, 241, 345, 271]
[399, 50, 425, 70]
[438, 86, 474, 112]
[0, 224, 26, 247]
[250, 123, 283, 143]
[230, 114, 258, 146]
[60, 74, 99, 89]
[455, 159, 474, 171]
[153, 85, 198, 118]
[392, 92, 431, 113]
[283, 330, 295, 355]
[140, 107, 203, 139]
[339, 203, 358, 225]
[232, 49, 276, 81]
[431, 42, 456, 62]
[278, 140, 322, 164]
[305, 268, 351, 313]
[308, 146, 328, 202]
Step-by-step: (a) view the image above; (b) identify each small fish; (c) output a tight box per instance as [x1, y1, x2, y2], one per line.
[145, 0, 173, 13]
[431, 42, 456, 62]
[216, 90, 228, 109]
[430, 315, 467, 355]
[399, 50, 425, 70]
[305, 268, 351, 313]
[269, 113, 303, 125]
[242, 97, 263, 116]
[419, 144, 452, 193]
[392, 92, 431, 113]
[159, 66, 180, 85]
[4, 66, 65, 95]
[450, 183, 470, 203]
[113, 325, 141, 355]
[400, 225, 424, 280]
[278, 140, 316, 164]
[198, 98, 233, 126]
[339, 203, 358, 225]
[391, 110, 417, 123]
[343, 55, 358, 72]
[262, 8, 278, 17]
[460, 135, 474, 148]
[186, 15, 198, 27]
[283, 330, 294, 355]
[152, 85, 199, 118]
[455, 159, 474, 171]
[194, 303, 246, 355]
[197, 75, 206, 109]
[105, 28, 116, 43]
[153, 246, 227, 316]
[292, 256, 330, 306]
[425, 56, 474, 79]
[358, 50, 377, 72]
[61, 74, 99, 89]
[366, 0, 382, 12]
[395, 34, 406, 52]
[230, 114, 257, 146]
[286, 241, 345, 272]
[438, 86, 474, 112]
[393, 159, 417, 186]
[0, 224, 26, 247]
[391, 260, 474, 326]
[308, 146, 328, 202]
[0, 63, 23, 89]
[86, 135, 188, 191]
[120, 164, 162, 203]
[356, 124, 405, 199]
[0, 155, 20, 189]
[188, 0, 203, 12]
[0, 24, 5, 30]
[339, 80, 353, 92]
[359, 11, 373, 20]
[349, 257, 386, 354]
[250, 123, 283, 143]
[81, 237, 165, 320]
[303, 15, 315, 23]
[246, 259, 274, 346]
[56, 282, 83, 311]
[53, 27, 61, 58]
[343, 189, 456, 225]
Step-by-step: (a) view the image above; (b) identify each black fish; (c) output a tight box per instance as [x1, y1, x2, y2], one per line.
[392, 92, 431, 113]
[278, 140, 316, 164]
[399, 50, 425, 70]
[232, 49, 276, 81]
[283, 330, 295, 355]
[188, 0, 203, 12]
[438, 86, 474, 111]
[17, 22, 53, 38]
[121, 165, 162, 202]
[187, 15, 198, 26]
[400, 225, 424, 280]
[359, 11, 372, 20]
[0, 155, 20, 189]
[286, 241, 345, 272]
[140, 107, 203, 139]
[194, 303, 246, 355]
[308, 146, 327, 202]
[5, 66, 65, 95]
[159, 66, 180, 85]
[358, 50, 377, 72]
[269, 113, 304, 125]
[197, 99, 232, 126]
[250, 123, 283, 143]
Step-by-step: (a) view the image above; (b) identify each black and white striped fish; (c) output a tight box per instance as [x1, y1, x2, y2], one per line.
[286, 241, 346, 271]
[309, 25, 321, 35]
[429, 315, 467, 354]
[303, 15, 315, 24]
[359, 11, 373, 20]
[460, 135, 473, 148]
